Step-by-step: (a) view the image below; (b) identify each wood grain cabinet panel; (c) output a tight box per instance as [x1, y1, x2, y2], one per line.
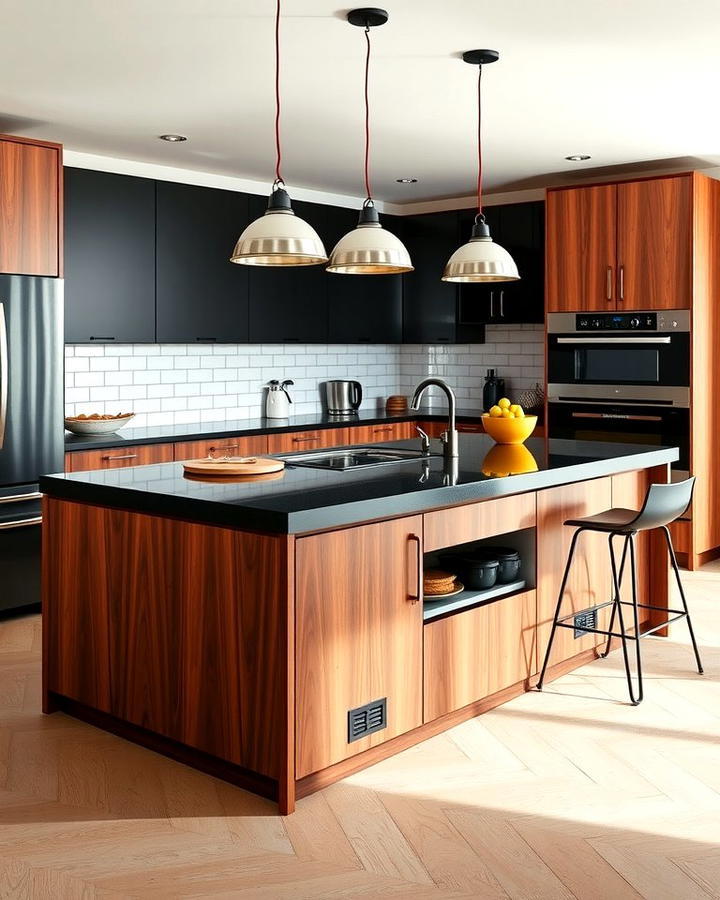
[546, 184, 616, 312]
[536, 478, 613, 669]
[295, 516, 424, 778]
[617, 176, 692, 310]
[67, 443, 174, 472]
[267, 428, 349, 454]
[173, 435, 268, 461]
[345, 421, 415, 444]
[424, 493, 536, 553]
[0, 135, 62, 276]
[423, 590, 536, 721]
[43, 499, 289, 778]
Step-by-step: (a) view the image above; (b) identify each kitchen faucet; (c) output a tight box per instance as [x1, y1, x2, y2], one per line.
[410, 378, 459, 461]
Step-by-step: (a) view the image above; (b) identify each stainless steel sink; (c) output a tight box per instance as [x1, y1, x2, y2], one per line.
[276, 446, 438, 471]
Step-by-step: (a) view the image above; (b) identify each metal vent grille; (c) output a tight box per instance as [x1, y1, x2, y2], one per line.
[574, 609, 597, 638]
[348, 698, 387, 743]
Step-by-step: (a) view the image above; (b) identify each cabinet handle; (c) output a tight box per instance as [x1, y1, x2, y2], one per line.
[0, 515, 42, 531]
[373, 426, 392, 433]
[196, 337, 217, 342]
[0, 491, 42, 504]
[408, 533, 422, 604]
[490, 291, 494, 318]
[101, 453, 138, 461]
[209, 444, 238, 455]
[618, 265, 625, 301]
[500, 290, 505, 318]
[90, 336, 115, 341]
[292, 436, 319, 443]
[606, 266, 613, 301]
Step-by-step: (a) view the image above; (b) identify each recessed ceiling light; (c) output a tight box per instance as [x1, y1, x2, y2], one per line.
[566, 154, 591, 161]
[396, 177, 418, 183]
[159, 134, 187, 142]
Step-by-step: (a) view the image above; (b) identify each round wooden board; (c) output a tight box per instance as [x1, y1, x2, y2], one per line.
[182, 456, 285, 477]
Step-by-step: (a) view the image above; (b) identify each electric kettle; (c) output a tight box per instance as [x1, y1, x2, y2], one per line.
[324, 380, 362, 415]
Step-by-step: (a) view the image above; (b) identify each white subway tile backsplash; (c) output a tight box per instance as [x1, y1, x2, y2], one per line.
[64, 324, 544, 425]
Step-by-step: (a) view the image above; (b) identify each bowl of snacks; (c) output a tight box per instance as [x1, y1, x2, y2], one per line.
[481, 398, 537, 445]
[64, 412, 135, 435]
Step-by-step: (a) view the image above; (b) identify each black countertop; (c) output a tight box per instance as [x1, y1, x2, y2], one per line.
[63, 407, 517, 451]
[43, 435, 677, 535]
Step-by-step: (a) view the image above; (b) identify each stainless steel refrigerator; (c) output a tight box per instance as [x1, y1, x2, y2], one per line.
[0, 275, 64, 615]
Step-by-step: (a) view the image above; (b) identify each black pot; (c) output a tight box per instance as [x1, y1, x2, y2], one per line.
[439, 551, 499, 590]
[468, 546, 521, 584]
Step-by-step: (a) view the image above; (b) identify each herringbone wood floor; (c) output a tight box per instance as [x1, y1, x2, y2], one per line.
[1, 566, 718, 899]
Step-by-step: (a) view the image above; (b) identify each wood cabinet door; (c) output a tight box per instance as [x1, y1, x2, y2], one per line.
[536, 477, 613, 670]
[67, 443, 174, 472]
[617, 175, 692, 310]
[345, 421, 415, 444]
[173, 435, 268, 461]
[296, 516, 423, 777]
[424, 590, 536, 721]
[0, 137, 61, 276]
[267, 428, 348, 454]
[546, 185, 617, 312]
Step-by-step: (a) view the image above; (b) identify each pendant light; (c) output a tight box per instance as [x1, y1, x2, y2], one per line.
[442, 50, 519, 283]
[326, 8, 413, 275]
[230, 0, 327, 267]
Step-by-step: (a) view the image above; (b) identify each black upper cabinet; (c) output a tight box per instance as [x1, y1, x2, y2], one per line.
[457, 201, 545, 327]
[401, 211, 460, 344]
[325, 205, 403, 343]
[247, 196, 329, 343]
[156, 182, 249, 343]
[64, 168, 156, 343]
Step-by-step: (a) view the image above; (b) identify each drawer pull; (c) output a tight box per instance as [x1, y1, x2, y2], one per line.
[101, 454, 138, 461]
[0, 515, 42, 530]
[0, 491, 42, 504]
[373, 426, 392, 432]
[90, 336, 115, 341]
[292, 436, 319, 443]
[209, 444, 239, 454]
[408, 533, 422, 604]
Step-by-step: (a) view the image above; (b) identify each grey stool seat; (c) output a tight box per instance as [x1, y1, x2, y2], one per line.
[537, 476, 703, 705]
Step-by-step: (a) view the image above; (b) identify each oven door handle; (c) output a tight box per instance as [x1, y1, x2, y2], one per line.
[570, 412, 663, 422]
[555, 336, 672, 345]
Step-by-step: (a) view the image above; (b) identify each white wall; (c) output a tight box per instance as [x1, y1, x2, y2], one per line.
[64, 325, 544, 427]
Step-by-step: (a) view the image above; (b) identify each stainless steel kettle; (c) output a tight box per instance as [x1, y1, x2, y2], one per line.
[324, 380, 362, 415]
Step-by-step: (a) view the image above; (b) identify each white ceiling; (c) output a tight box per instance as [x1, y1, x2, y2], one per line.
[2, 0, 720, 205]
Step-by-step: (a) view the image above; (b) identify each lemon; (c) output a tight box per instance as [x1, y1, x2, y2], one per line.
[501, 409, 514, 418]
[489, 405, 503, 418]
[509, 404, 523, 415]
[498, 398, 511, 410]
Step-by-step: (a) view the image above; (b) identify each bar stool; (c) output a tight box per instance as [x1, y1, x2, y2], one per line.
[537, 477, 703, 705]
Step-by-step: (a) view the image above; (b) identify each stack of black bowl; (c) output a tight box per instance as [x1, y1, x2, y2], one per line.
[439, 546, 521, 592]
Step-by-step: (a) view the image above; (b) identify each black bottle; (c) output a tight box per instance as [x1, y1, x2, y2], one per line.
[483, 369, 505, 411]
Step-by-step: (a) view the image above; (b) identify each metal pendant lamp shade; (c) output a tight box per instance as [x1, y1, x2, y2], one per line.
[230, 188, 327, 266]
[442, 219, 519, 282]
[327, 203, 413, 274]
[229, 0, 327, 268]
[443, 49, 519, 284]
[328, 8, 413, 275]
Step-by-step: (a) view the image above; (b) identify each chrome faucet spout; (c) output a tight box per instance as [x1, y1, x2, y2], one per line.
[410, 378, 459, 460]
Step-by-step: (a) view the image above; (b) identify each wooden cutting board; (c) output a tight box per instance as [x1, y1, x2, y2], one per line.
[182, 456, 285, 477]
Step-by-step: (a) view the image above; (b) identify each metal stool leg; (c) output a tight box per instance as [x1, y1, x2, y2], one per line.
[600, 535, 630, 659]
[628, 533, 644, 704]
[609, 533, 642, 705]
[662, 525, 704, 674]
[537, 527, 585, 690]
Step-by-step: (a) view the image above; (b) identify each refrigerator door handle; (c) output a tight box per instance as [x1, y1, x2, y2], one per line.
[0, 516, 42, 531]
[0, 302, 7, 449]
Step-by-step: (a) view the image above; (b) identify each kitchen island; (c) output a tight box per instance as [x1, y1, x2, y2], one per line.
[40, 434, 677, 814]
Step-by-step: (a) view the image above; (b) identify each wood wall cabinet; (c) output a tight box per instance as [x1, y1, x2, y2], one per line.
[173, 435, 268, 461]
[423, 590, 536, 721]
[155, 182, 249, 343]
[64, 168, 156, 342]
[295, 516, 423, 778]
[66, 443, 174, 472]
[546, 175, 692, 312]
[536, 478, 613, 668]
[0, 135, 62, 277]
[267, 428, 349, 454]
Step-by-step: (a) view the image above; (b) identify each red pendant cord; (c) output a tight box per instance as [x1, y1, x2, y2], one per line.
[476, 64, 483, 220]
[274, 0, 283, 187]
[363, 25, 373, 204]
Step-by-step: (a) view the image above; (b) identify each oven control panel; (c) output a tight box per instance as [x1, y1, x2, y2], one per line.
[576, 313, 657, 331]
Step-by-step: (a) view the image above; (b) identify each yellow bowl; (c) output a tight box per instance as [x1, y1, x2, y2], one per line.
[481, 413, 537, 445]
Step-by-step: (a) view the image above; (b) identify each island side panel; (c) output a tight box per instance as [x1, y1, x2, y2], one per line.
[43, 498, 292, 787]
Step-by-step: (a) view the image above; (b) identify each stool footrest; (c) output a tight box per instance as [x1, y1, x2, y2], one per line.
[556, 610, 688, 640]
[556, 601, 687, 627]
